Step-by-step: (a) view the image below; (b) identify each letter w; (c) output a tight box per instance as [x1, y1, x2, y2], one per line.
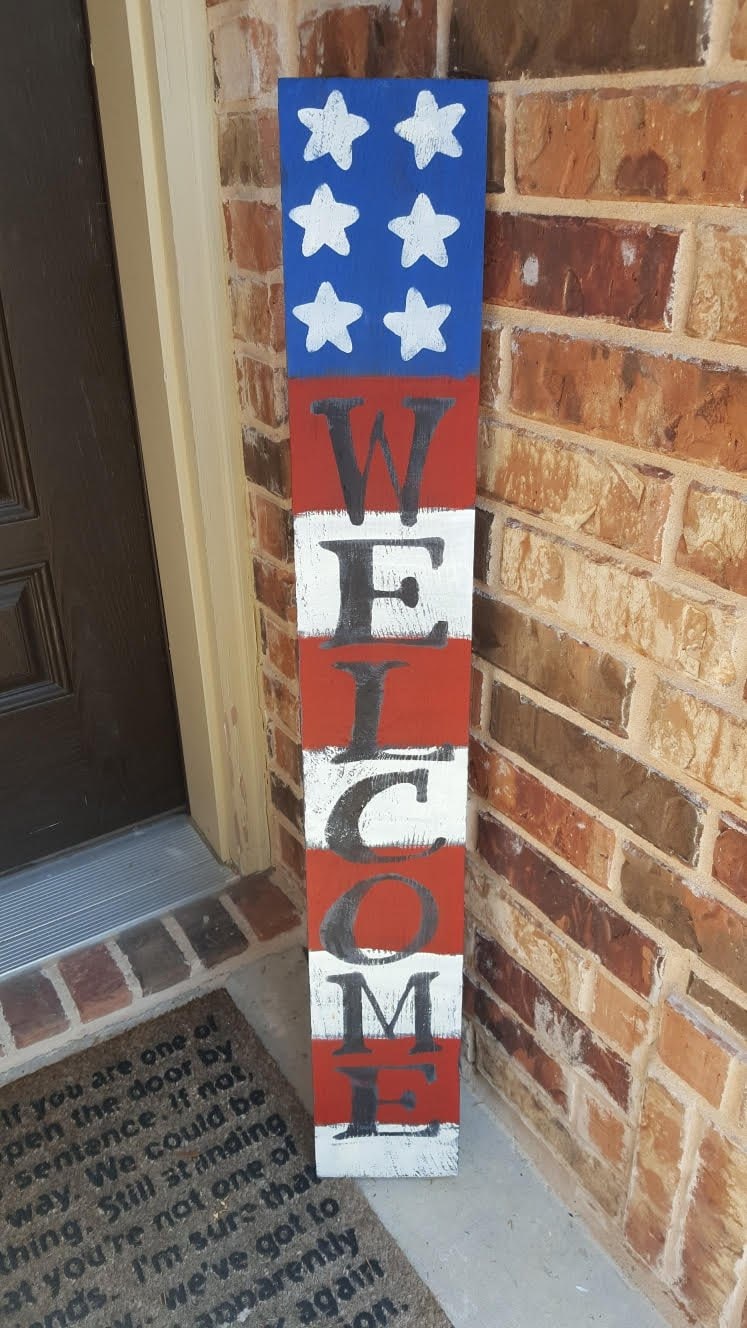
[311, 396, 455, 526]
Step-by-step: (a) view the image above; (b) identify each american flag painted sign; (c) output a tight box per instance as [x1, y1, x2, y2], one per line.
[279, 78, 488, 1178]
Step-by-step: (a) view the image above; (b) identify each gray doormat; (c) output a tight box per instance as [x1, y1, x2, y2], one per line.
[0, 991, 452, 1328]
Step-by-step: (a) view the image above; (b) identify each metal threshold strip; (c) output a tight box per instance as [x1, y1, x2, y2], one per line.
[0, 814, 236, 978]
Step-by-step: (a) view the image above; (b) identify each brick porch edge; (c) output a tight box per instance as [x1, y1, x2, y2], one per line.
[0, 870, 303, 1084]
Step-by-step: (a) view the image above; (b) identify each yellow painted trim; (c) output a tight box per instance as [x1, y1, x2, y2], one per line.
[87, 0, 270, 872]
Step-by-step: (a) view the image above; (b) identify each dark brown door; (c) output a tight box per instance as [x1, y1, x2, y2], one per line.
[0, 0, 185, 873]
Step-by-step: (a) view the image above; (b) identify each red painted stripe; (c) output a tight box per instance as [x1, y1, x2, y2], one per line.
[290, 375, 478, 516]
[306, 846, 465, 956]
[312, 1037, 461, 1127]
[299, 637, 472, 751]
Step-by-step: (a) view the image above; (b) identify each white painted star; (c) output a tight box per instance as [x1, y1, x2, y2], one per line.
[394, 90, 465, 170]
[388, 193, 460, 268]
[292, 281, 362, 353]
[383, 287, 451, 361]
[289, 184, 359, 257]
[298, 90, 369, 171]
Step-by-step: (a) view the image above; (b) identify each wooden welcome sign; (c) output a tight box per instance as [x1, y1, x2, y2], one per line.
[279, 78, 487, 1177]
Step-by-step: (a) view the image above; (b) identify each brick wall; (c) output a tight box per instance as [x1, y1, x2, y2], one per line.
[206, 1, 747, 1322]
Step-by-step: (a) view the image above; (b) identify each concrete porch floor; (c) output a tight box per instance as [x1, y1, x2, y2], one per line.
[227, 946, 668, 1328]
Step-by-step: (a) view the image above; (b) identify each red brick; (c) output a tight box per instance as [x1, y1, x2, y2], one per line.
[591, 969, 650, 1056]
[260, 612, 298, 682]
[625, 1078, 686, 1268]
[475, 1024, 624, 1216]
[680, 1127, 747, 1325]
[299, 0, 437, 77]
[480, 324, 501, 409]
[477, 815, 659, 996]
[714, 815, 747, 905]
[58, 945, 131, 1023]
[480, 424, 672, 561]
[500, 521, 739, 690]
[659, 996, 735, 1106]
[492, 681, 703, 864]
[646, 682, 747, 809]
[688, 973, 747, 1042]
[243, 428, 291, 499]
[228, 872, 301, 941]
[473, 505, 493, 581]
[253, 557, 295, 621]
[271, 725, 302, 786]
[173, 898, 248, 968]
[676, 483, 747, 594]
[237, 356, 287, 429]
[485, 213, 677, 328]
[0, 971, 68, 1048]
[470, 664, 483, 727]
[487, 94, 506, 192]
[584, 1092, 626, 1166]
[515, 86, 747, 206]
[470, 738, 614, 886]
[218, 109, 279, 188]
[474, 594, 632, 734]
[688, 228, 747, 347]
[211, 14, 279, 105]
[117, 921, 190, 996]
[621, 844, 746, 994]
[451, 0, 708, 77]
[510, 329, 747, 474]
[231, 278, 285, 353]
[251, 493, 293, 564]
[278, 823, 305, 881]
[270, 772, 303, 832]
[262, 670, 300, 735]
[468, 874, 587, 1005]
[224, 201, 282, 274]
[465, 975, 568, 1109]
[473, 931, 632, 1106]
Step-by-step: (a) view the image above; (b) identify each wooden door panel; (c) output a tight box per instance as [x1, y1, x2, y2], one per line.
[0, 0, 185, 872]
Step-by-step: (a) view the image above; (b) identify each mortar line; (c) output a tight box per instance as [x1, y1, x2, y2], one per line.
[491, 496, 747, 617]
[668, 225, 698, 333]
[484, 191, 747, 230]
[706, 0, 740, 65]
[481, 406, 747, 500]
[107, 937, 144, 1000]
[661, 1102, 706, 1285]
[482, 299, 747, 371]
[484, 61, 745, 95]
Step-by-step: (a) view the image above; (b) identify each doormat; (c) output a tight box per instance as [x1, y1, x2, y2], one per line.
[0, 991, 452, 1328]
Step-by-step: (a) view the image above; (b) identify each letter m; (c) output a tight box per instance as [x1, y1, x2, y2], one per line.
[311, 396, 455, 526]
[328, 971, 440, 1055]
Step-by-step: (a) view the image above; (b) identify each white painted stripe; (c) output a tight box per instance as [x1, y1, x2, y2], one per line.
[309, 950, 463, 1042]
[302, 745, 468, 851]
[315, 1123, 459, 1178]
[294, 508, 474, 641]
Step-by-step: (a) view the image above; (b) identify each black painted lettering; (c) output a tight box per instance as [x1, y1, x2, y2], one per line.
[325, 770, 446, 863]
[320, 538, 447, 648]
[311, 395, 455, 526]
[320, 873, 437, 965]
[328, 971, 441, 1055]
[335, 1064, 438, 1140]
[331, 661, 452, 764]
[332, 1057, 435, 1142]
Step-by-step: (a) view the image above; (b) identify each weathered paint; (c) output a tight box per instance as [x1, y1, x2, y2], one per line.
[279, 77, 487, 1177]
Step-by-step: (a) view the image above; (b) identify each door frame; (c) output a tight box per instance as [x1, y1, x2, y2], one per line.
[86, 0, 270, 874]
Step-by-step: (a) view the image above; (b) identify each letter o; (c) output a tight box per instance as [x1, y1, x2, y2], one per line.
[320, 873, 437, 965]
